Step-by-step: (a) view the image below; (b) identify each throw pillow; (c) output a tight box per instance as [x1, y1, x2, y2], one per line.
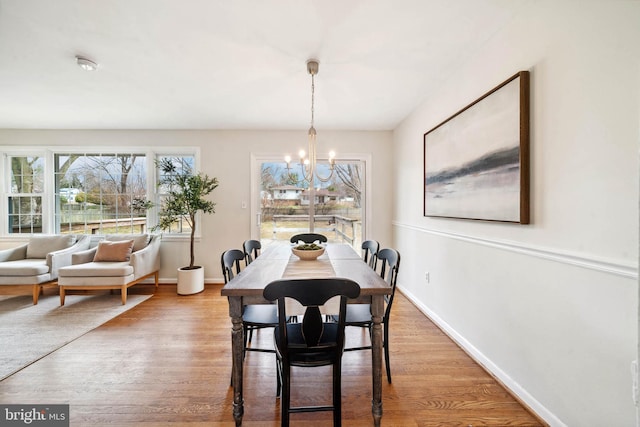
[26, 235, 77, 259]
[93, 240, 135, 262]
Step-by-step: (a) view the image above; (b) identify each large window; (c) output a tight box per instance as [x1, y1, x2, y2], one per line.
[1, 148, 198, 236]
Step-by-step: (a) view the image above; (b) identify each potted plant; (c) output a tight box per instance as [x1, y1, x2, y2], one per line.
[155, 157, 219, 295]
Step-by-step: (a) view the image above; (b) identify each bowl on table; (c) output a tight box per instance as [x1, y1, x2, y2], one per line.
[291, 243, 325, 260]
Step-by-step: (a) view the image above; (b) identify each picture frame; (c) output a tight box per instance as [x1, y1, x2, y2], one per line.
[423, 71, 530, 223]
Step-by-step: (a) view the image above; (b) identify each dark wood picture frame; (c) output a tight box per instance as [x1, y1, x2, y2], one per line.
[423, 71, 530, 223]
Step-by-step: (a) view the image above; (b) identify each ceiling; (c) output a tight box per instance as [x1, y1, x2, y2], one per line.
[0, 0, 527, 130]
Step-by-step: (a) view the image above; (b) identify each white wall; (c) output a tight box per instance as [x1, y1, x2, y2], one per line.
[0, 129, 393, 282]
[393, 2, 639, 426]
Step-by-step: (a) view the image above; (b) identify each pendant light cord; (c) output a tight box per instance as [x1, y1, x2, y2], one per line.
[310, 73, 315, 129]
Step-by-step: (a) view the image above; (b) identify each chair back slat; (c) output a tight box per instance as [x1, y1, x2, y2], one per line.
[301, 306, 323, 346]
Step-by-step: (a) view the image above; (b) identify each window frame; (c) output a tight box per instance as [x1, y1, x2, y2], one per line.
[153, 152, 201, 240]
[3, 150, 47, 235]
[54, 151, 150, 235]
[250, 152, 372, 246]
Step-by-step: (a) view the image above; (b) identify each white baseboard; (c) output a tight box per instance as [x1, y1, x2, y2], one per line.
[155, 278, 224, 285]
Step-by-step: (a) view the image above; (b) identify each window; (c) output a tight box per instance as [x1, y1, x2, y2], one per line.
[53, 153, 150, 235]
[1, 147, 199, 237]
[155, 155, 196, 234]
[8, 155, 44, 234]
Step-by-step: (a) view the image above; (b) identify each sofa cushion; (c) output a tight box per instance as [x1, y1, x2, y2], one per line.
[93, 240, 135, 262]
[104, 234, 150, 252]
[26, 235, 76, 259]
[59, 262, 134, 278]
[58, 274, 135, 287]
[0, 259, 50, 277]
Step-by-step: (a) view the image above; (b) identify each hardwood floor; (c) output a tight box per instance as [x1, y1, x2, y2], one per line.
[0, 284, 546, 426]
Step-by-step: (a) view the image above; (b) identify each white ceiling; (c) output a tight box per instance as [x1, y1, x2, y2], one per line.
[0, 0, 527, 130]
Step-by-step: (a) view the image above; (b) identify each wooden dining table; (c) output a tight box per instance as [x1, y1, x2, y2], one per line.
[220, 243, 391, 426]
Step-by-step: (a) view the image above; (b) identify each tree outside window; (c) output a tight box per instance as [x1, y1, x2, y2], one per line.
[8, 156, 44, 234]
[54, 153, 150, 235]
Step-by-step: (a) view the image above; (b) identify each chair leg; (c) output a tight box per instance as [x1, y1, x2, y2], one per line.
[247, 326, 254, 344]
[242, 325, 249, 358]
[276, 357, 282, 397]
[383, 321, 391, 384]
[281, 362, 290, 427]
[333, 361, 342, 427]
[59, 287, 66, 306]
[121, 286, 127, 305]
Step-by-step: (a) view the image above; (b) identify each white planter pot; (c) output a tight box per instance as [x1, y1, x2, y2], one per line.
[177, 266, 205, 295]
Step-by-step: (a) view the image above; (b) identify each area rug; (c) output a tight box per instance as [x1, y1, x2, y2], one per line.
[0, 293, 152, 381]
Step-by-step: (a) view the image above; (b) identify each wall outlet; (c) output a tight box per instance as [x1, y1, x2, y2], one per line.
[425, 272, 430, 283]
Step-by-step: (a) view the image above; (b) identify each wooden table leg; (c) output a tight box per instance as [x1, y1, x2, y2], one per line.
[370, 295, 384, 426]
[228, 296, 244, 426]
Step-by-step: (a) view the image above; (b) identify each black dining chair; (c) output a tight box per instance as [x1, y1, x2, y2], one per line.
[242, 239, 261, 266]
[221, 249, 280, 390]
[290, 233, 328, 245]
[361, 240, 379, 270]
[344, 248, 401, 384]
[264, 278, 361, 427]
[221, 249, 245, 283]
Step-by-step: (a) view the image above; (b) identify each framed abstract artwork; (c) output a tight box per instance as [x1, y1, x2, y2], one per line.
[423, 71, 530, 223]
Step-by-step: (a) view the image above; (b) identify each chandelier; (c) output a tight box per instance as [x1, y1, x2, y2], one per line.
[284, 59, 336, 184]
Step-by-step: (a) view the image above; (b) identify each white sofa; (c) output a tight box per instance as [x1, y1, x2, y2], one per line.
[57, 234, 160, 305]
[0, 234, 91, 304]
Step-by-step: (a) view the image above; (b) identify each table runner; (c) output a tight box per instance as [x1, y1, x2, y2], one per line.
[282, 252, 335, 278]
[282, 252, 339, 314]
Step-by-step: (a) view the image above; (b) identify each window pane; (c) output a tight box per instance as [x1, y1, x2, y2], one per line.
[10, 156, 44, 194]
[9, 196, 43, 233]
[7, 156, 44, 234]
[156, 155, 196, 235]
[54, 153, 149, 234]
